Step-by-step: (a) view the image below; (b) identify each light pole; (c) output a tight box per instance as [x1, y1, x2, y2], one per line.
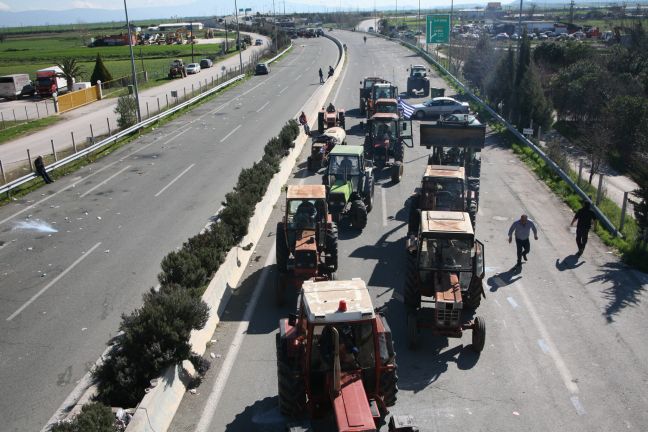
[448, 0, 454, 73]
[123, 0, 141, 123]
[272, 0, 277, 52]
[190, 21, 194, 63]
[517, 0, 524, 50]
[233, 0, 244, 73]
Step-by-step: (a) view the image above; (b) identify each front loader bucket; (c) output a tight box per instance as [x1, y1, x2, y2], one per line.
[332, 373, 376, 432]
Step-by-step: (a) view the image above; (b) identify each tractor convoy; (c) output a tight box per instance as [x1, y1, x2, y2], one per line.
[274, 67, 487, 431]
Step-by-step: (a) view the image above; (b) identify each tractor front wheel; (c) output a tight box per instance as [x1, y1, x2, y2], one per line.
[394, 143, 404, 162]
[379, 361, 399, 407]
[364, 176, 374, 212]
[276, 334, 306, 417]
[391, 161, 403, 183]
[325, 223, 339, 272]
[350, 200, 368, 230]
[317, 111, 324, 133]
[339, 111, 346, 130]
[276, 222, 289, 273]
[472, 316, 486, 353]
[464, 279, 483, 310]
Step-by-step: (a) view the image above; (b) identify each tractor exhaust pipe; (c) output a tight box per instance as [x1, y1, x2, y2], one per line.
[332, 327, 341, 395]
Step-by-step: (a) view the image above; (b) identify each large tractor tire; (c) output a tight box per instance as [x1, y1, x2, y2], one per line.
[339, 112, 346, 130]
[471, 316, 486, 353]
[276, 334, 306, 416]
[407, 195, 420, 235]
[407, 312, 419, 350]
[423, 82, 430, 98]
[403, 252, 421, 310]
[276, 222, 289, 273]
[394, 142, 404, 162]
[359, 99, 366, 115]
[391, 161, 403, 183]
[350, 200, 368, 230]
[325, 223, 339, 272]
[317, 111, 324, 134]
[275, 272, 287, 307]
[379, 360, 399, 407]
[363, 176, 375, 212]
[464, 279, 484, 310]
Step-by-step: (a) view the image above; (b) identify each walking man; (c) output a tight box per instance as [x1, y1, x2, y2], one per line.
[508, 214, 538, 267]
[571, 200, 596, 256]
[319, 68, 324, 84]
[34, 155, 53, 184]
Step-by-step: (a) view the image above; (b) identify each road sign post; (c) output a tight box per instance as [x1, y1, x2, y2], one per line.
[426, 14, 450, 44]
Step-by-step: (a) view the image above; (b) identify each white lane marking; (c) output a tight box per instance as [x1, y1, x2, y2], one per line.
[570, 396, 587, 416]
[507, 296, 519, 309]
[256, 101, 270, 112]
[154, 163, 195, 197]
[515, 280, 582, 401]
[220, 124, 242, 143]
[0, 125, 190, 227]
[381, 187, 387, 227]
[278, 86, 289, 94]
[7, 242, 102, 321]
[537, 339, 550, 354]
[79, 165, 132, 198]
[195, 245, 275, 432]
[295, 73, 303, 81]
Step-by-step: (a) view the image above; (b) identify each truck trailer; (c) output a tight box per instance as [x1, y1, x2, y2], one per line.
[0, 74, 32, 100]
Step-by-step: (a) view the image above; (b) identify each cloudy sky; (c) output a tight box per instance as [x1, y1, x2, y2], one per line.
[0, 0, 485, 12]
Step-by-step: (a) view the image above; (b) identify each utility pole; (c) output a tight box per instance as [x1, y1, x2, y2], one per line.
[448, 0, 454, 73]
[190, 21, 194, 63]
[272, 0, 277, 52]
[123, 0, 141, 123]
[418, 0, 421, 38]
[518, 0, 524, 47]
[234, 0, 244, 73]
[569, 0, 575, 24]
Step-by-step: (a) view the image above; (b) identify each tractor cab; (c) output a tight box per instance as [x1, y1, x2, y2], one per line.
[407, 64, 430, 96]
[419, 165, 467, 212]
[276, 278, 398, 429]
[364, 113, 412, 182]
[359, 77, 387, 115]
[367, 83, 398, 118]
[420, 121, 485, 179]
[324, 146, 374, 230]
[404, 211, 486, 349]
[409, 65, 428, 78]
[308, 127, 346, 171]
[375, 98, 399, 115]
[318, 103, 346, 133]
[276, 185, 338, 305]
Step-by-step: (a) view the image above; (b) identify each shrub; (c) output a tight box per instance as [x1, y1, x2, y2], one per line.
[51, 402, 115, 432]
[90, 53, 113, 86]
[115, 95, 138, 129]
[158, 250, 208, 289]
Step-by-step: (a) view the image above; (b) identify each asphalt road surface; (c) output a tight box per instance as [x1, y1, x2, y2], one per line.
[0, 33, 270, 173]
[169, 30, 648, 432]
[0, 36, 338, 432]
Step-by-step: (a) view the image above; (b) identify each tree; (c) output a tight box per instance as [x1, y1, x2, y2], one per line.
[55, 58, 85, 92]
[90, 53, 113, 86]
[605, 95, 648, 159]
[115, 95, 138, 128]
[51, 403, 115, 432]
[486, 47, 515, 120]
[515, 62, 553, 131]
[630, 159, 648, 245]
[462, 33, 497, 92]
[577, 124, 612, 184]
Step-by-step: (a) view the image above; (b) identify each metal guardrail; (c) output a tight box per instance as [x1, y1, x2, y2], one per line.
[368, 31, 621, 237]
[0, 42, 294, 197]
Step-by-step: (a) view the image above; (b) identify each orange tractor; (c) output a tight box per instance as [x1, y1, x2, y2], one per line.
[318, 103, 346, 133]
[277, 278, 411, 431]
[275, 185, 338, 305]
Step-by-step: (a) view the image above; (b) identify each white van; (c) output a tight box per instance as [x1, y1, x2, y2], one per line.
[0, 74, 32, 100]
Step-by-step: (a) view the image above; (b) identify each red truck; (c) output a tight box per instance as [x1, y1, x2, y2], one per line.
[36, 66, 69, 97]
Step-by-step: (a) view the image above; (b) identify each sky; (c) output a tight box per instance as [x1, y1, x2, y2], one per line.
[0, 0, 487, 13]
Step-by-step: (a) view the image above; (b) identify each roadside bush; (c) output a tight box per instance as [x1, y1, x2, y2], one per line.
[158, 249, 208, 289]
[51, 402, 115, 432]
[115, 95, 138, 128]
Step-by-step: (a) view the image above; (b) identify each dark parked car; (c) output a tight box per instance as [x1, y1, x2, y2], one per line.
[255, 63, 270, 75]
[200, 58, 213, 69]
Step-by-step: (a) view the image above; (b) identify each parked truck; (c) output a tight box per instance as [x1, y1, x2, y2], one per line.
[0, 74, 32, 100]
[36, 66, 69, 97]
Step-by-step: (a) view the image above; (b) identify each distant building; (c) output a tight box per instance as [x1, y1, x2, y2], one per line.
[157, 22, 204, 32]
[459, 9, 485, 20]
[93, 33, 137, 46]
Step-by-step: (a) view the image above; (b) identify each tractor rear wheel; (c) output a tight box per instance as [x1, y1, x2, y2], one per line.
[407, 312, 419, 350]
[317, 111, 324, 133]
[407, 194, 421, 235]
[359, 99, 366, 115]
[350, 200, 368, 230]
[276, 222, 289, 273]
[276, 334, 306, 417]
[364, 176, 374, 212]
[391, 161, 403, 183]
[394, 143, 404, 162]
[275, 272, 287, 307]
[404, 252, 421, 310]
[472, 316, 486, 353]
[379, 361, 399, 407]
[325, 223, 339, 272]
[307, 156, 315, 171]
[339, 111, 346, 129]
[464, 279, 483, 310]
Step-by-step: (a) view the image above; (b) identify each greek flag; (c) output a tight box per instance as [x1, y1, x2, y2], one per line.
[397, 97, 415, 120]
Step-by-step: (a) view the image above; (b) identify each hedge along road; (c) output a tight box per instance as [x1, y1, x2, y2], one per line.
[0, 32, 270, 173]
[168, 30, 648, 432]
[0, 36, 339, 432]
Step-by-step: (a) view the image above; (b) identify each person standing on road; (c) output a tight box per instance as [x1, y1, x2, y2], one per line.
[319, 68, 324, 84]
[34, 155, 53, 184]
[571, 201, 597, 256]
[508, 214, 538, 267]
[298, 111, 310, 136]
[363, 35, 367, 44]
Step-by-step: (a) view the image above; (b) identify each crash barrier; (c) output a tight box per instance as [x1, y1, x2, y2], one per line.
[365, 30, 621, 237]
[124, 36, 345, 432]
[57, 85, 101, 113]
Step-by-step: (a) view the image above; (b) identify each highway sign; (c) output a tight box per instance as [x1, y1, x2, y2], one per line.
[426, 14, 450, 44]
[523, 128, 534, 136]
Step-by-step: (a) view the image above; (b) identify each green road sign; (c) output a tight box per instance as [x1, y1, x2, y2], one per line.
[426, 14, 450, 44]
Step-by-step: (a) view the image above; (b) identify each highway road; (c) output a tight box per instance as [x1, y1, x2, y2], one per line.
[0, 33, 270, 174]
[0, 36, 338, 432]
[169, 30, 648, 432]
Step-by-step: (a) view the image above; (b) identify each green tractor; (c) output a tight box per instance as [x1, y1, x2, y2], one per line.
[323, 145, 375, 230]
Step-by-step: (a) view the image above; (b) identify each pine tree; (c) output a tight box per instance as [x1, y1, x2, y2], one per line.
[516, 62, 553, 131]
[486, 47, 516, 120]
[90, 53, 113, 86]
[463, 33, 496, 92]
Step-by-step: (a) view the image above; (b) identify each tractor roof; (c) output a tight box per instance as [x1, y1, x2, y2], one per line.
[329, 145, 364, 156]
[301, 278, 375, 323]
[375, 99, 398, 104]
[364, 76, 385, 82]
[287, 184, 326, 200]
[371, 112, 399, 121]
[374, 82, 392, 88]
[412, 64, 426, 69]
[420, 211, 474, 236]
[424, 165, 465, 180]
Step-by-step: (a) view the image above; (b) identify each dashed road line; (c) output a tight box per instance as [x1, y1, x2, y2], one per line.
[79, 165, 131, 198]
[507, 296, 519, 309]
[154, 163, 195, 197]
[220, 124, 242, 143]
[256, 101, 270, 112]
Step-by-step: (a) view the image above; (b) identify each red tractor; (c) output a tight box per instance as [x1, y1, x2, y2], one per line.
[275, 185, 338, 305]
[318, 103, 346, 133]
[276, 278, 404, 431]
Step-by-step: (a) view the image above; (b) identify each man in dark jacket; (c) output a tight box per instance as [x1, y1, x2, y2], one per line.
[571, 201, 596, 256]
[34, 156, 53, 184]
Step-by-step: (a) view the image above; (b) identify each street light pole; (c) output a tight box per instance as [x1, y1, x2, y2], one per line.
[518, 0, 524, 50]
[233, 0, 244, 73]
[448, 0, 454, 73]
[123, 0, 141, 123]
[190, 21, 194, 63]
[272, 0, 277, 52]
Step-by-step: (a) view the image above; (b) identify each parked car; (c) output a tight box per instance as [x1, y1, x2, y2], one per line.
[255, 63, 270, 75]
[572, 31, 586, 40]
[510, 33, 520, 40]
[539, 33, 549, 40]
[495, 32, 509, 40]
[368, 26, 375, 33]
[440, 113, 481, 125]
[200, 58, 213, 69]
[255, 39, 263, 46]
[412, 97, 470, 119]
[186, 63, 201, 74]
